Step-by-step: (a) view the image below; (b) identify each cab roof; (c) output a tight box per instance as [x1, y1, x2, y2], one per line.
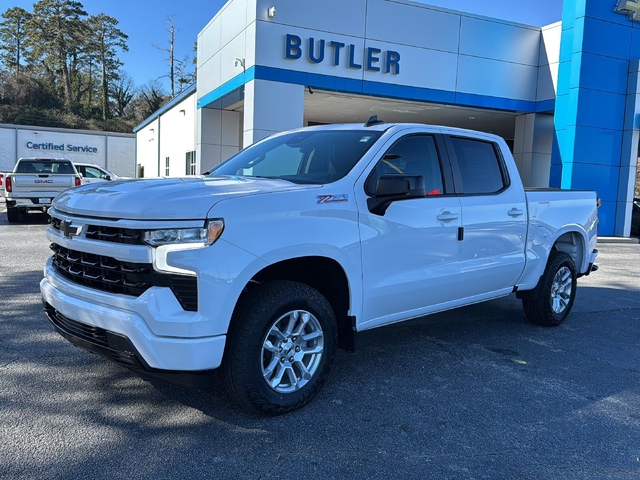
[297, 122, 504, 142]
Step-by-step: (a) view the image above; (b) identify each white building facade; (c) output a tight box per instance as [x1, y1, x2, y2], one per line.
[134, 0, 640, 236]
[0, 124, 135, 177]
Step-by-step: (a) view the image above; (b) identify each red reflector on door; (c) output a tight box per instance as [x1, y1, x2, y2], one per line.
[427, 189, 441, 196]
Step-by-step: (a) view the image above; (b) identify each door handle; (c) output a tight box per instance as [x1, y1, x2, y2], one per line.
[508, 208, 524, 217]
[437, 212, 458, 222]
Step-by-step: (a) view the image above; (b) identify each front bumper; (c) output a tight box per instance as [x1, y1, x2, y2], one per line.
[40, 265, 227, 373]
[43, 302, 217, 390]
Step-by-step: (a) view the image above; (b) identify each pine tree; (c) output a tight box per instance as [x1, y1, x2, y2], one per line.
[27, 0, 88, 111]
[0, 7, 32, 76]
[87, 13, 128, 120]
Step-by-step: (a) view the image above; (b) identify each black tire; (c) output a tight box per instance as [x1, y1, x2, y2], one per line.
[222, 280, 337, 415]
[522, 250, 577, 327]
[6, 206, 19, 223]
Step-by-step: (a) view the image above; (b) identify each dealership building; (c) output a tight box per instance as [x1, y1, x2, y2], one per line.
[0, 124, 135, 177]
[134, 0, 640, 236]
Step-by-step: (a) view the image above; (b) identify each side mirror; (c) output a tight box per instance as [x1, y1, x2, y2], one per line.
[367, 174, 426, 215]
[103, 175, 112, 181]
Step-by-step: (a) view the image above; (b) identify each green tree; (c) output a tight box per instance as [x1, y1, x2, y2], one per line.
[87, 13, 128, 120]
[112, 71, 134, 118]
[27, 0, 88, 111]
[138, 80, 167, 118]
[0, 7, 32, 76]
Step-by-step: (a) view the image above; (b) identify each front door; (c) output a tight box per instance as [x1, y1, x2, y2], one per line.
[357, 132, 462, 329]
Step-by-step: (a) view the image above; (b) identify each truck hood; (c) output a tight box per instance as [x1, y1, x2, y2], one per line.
[53, 176, 314, 220]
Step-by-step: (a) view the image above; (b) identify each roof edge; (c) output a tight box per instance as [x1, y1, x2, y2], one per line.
[133, 83, 197, 133]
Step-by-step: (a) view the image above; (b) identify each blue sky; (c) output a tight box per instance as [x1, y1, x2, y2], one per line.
[7, 0, 563, 91]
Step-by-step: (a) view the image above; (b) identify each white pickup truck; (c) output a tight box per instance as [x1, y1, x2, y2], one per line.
[4, 158, 82, 223]
[40, 122, 599, 414]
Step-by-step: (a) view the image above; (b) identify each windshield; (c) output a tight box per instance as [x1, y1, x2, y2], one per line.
[15, 159, 76, 175]
[209, 130, 383, 184]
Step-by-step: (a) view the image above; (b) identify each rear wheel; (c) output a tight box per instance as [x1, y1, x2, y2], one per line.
[222, 280, 337, 415]
[522, 250, 577, 327]
[6, 206, 19, 223]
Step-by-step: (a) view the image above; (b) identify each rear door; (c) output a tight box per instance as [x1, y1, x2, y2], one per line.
[357, 131, 463, 329]
[443, 135, 527, 298]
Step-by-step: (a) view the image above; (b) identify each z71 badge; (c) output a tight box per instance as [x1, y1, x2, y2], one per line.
[317, 194, 348, 204]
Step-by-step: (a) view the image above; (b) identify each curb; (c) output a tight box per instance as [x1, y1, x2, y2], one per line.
[598, 236, 640, 244]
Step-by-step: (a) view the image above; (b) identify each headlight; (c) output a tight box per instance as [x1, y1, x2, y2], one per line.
[143, 220, 224, 247]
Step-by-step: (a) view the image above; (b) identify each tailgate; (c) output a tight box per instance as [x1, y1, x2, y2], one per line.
[11, 174, 75, 193]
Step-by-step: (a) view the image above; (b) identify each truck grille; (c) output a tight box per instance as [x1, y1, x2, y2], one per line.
[50, 243, 198, 311]
[49, 216, 144, 245]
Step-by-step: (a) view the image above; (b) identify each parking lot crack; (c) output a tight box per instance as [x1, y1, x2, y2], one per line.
[0, 357, 20, 369]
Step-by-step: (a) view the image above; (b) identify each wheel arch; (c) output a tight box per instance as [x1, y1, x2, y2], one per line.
[232, 255, 356, 352]
[517, 229, 586, 301]
[551, 229, 588, 273]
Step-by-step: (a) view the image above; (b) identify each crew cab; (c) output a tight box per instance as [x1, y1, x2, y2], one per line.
[5, 158, 81, 223]
[40, 122, 599, 414]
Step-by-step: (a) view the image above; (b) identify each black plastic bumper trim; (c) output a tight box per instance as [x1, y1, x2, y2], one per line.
[43, 303, 216, 391]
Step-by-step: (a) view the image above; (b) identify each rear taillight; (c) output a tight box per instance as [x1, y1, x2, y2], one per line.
[0, 174, 3, 187]
[5, 177, 11, 192]
[75, 177, 81, 187]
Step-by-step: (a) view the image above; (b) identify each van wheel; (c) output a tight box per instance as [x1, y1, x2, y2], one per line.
[222, 280, 337, 415]
[6, 206, 19, 223]
[522, 251, 577, 327]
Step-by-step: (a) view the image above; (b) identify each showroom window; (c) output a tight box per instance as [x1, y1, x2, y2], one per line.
[186, 151, 196, 175]
[165, 157, 170, 177]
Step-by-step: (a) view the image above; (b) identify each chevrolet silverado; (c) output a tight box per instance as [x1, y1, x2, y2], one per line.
[40, 122, 599, 414]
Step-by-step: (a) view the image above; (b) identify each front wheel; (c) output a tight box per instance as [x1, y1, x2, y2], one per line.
[222, 280, 337, 415]
[522, 250, 577, 327]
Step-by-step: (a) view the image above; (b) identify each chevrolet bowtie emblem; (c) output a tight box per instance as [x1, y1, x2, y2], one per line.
[615, 0, 640, 20]
[60, 220, 82, 239]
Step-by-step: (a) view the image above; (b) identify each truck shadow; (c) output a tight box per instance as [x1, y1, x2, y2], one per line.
[155, 284, 640, 419]
[2, 277, 640, 478]
[0, 210, 49, 226]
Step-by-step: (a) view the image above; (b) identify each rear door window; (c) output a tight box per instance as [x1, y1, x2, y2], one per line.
[447, 137, 507, 194]
[15, 160, 76, 175]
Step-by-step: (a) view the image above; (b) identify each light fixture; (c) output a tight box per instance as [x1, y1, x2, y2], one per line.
[468, 116, 476, 120]
[268, 6, 276, 18]
[234, 57, 245, 69]
[307, 86, 314, 95]
[179, 109, 186, 115]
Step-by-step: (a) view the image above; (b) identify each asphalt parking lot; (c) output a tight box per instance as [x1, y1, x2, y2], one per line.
[0, 206, 639, 480]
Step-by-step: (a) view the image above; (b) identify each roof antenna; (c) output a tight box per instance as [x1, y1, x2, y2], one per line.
[365, 115, 384, 127]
